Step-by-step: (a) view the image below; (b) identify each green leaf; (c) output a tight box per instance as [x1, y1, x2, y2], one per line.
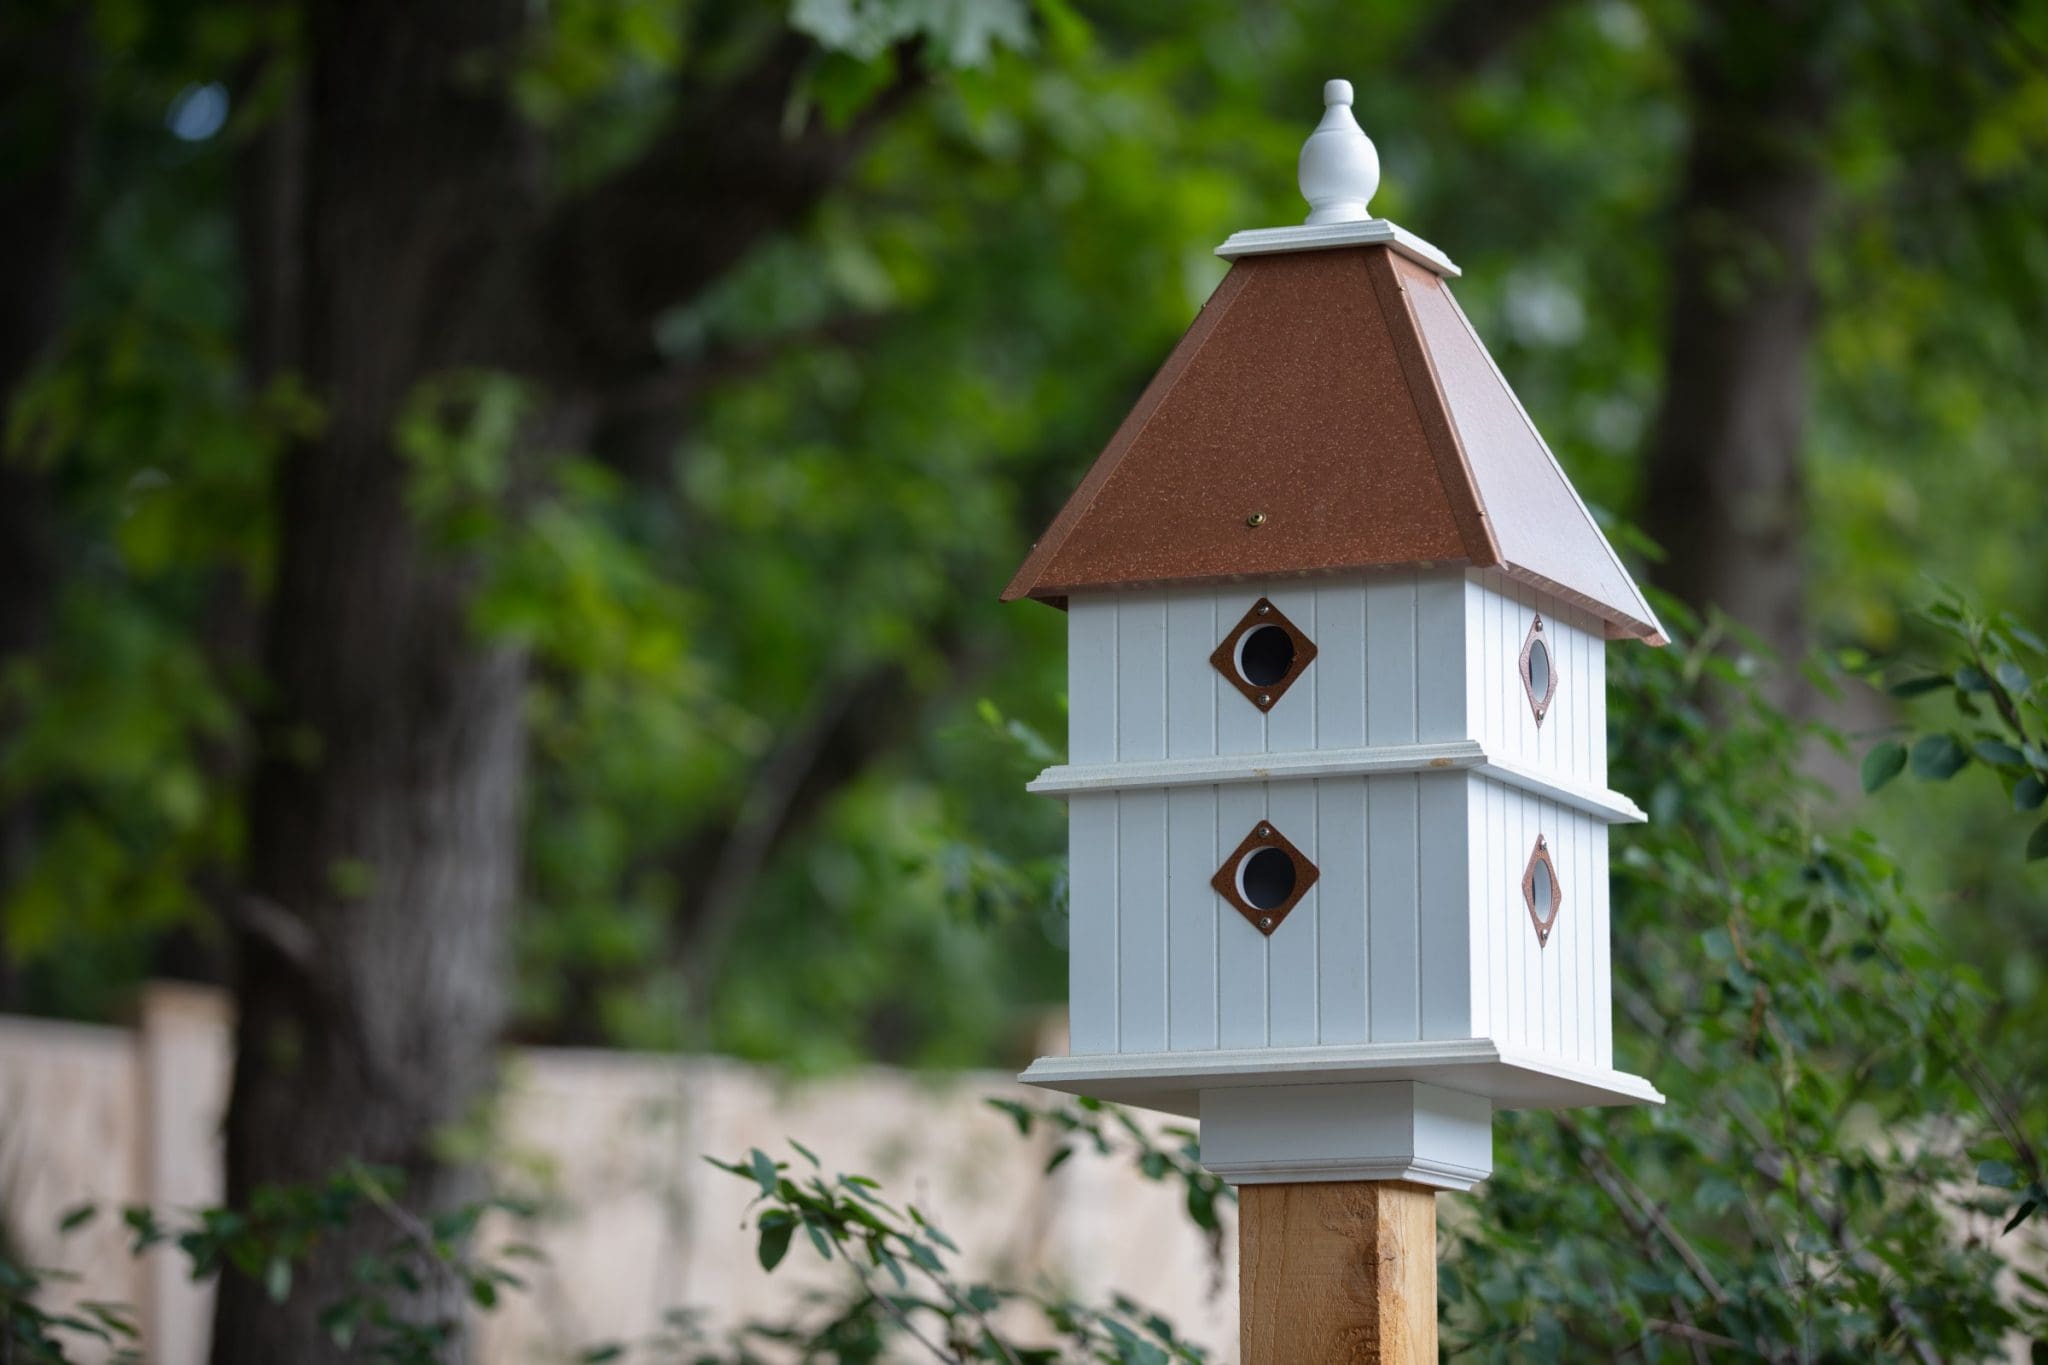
[2005, 1200, 2037, 1233]
[1996, 660, 2031, 694]
[2016, 774, 2046, 812]
[788, 1138, 820, 1168]
[757, 1217, 796, 1272]
[747, 1148, 780, 1199]
[1910, 734, 1969, 780]
[1861, 741, 1907, 793]
[2028, 821, 2048, 863]
[1956, 665, 1992, 693]
[1980, 1159, 2019, 1188]
[804, 1219, 833, 1261]
[1888, 675, 1952, 698]
[1975, 739, 2027, 769]
[58, 1203, 98, 1233]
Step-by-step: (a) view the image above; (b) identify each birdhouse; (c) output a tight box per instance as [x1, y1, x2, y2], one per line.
[1008, 82, 1666, 1192]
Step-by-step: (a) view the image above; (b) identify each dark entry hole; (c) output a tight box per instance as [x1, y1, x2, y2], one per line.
[1528, 638, 1552, 702]
[1239, 846, 1297, 911]
[1237, 625, 1295, 688]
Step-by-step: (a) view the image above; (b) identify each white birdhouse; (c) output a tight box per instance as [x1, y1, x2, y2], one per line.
[1005, 81, 1666, 1191]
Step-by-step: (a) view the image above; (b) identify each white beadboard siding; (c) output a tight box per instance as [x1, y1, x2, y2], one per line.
[1593, 820, 1614, 1069]
[1067, 793, 1117, 1054]
[1462, 570, 1607, 786]
[1071, 571, 1487, 767]
[1115, 593, 1167, 763]
[1265, 782, 1320, 1046]
[1417, 774, 1472, 1039]
[1364, 576, 1418, 746]
[1066, 774, 1617, 1068]
[1416, 576, 1468, 741]
[1461, 775, 1610, 1069]
[1165, 785, 1218, 1050]
[1314, 779, 1369, 1045]
[1215, 783, 1269, 1049]
[1312, 581, 1367, 750]
[1366, 775, 1421, 1041]
[1116, 790, 1168, 1053]
[1164, 591, 1217, 759]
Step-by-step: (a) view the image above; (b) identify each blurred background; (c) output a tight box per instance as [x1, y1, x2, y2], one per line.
[2, 0, 2047, 1361]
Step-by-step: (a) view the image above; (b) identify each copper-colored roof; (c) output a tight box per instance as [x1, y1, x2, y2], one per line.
[1003, 244, 1665, 645]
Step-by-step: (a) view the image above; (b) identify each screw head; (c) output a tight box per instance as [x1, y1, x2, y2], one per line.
[1246, 511, 1266, 528]
[1256, 603, 1270, 615]
[1257, 693, 1271, 706]
[1258, 826, 1271, 838]
[1259, 916, 1273, 931]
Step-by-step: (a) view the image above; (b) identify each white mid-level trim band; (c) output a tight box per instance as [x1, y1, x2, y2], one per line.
[1026, 740, 1646, 824]
[1216, 217, 1460, 276]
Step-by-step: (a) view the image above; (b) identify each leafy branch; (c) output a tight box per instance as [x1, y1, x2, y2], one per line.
[700, 1141, 1207, 1365]
[1860, 589, 2048, 860]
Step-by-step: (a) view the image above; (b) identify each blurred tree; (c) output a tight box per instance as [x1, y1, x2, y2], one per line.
[1639, 0, 1844, 699]
[0, 0, 92, 1008]
[209, 3, 976, 1356]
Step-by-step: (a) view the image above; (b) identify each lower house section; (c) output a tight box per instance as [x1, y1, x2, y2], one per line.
[1061, 769, 1621, 1075]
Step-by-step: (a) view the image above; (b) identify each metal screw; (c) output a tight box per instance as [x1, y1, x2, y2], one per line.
[1246, 511, 1266, 528]
[1256, 603, 1270, 615]
[1258, 826, 1271, 838]
[1257, 693, 1271, 706]
[1259, 916, 1273, 931]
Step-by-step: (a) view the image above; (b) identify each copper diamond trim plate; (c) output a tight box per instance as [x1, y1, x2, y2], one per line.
[1212, 820, 1319, 937]
[1518, 612, 1559, 727]
[1209, 597, 1318, 712]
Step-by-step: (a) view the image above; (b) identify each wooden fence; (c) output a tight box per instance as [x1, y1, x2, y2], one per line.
[0, 984, 1235, 1363]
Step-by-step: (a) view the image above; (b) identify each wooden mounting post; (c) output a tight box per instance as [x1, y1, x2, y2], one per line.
[1238, 1180, 1438, 1364]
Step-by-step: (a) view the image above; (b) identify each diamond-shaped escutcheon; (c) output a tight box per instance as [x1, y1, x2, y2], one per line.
[1519, 613, 1558, 726]
[1212, 821, 1319, 937]
[1522, 835, 1561, 947]
[1210, 597, 1317, 712]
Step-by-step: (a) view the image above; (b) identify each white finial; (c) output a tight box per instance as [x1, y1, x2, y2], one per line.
[1298, 78, 1380, 225]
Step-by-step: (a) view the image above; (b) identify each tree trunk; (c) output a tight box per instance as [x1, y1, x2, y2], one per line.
[0, 0, 92, 1009]
[212, 1, 543, 1358]
[1639, 1, 1838, 695]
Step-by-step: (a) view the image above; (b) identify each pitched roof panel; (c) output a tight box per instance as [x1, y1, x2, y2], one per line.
[1005, 244, 1664, 645]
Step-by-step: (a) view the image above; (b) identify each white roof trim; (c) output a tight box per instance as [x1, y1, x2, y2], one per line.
[1216, 217, 1460, 277]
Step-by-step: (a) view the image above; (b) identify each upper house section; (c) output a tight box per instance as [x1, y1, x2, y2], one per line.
[1002, 80, 1665, 652]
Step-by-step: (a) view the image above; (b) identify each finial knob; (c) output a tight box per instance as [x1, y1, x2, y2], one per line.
[1298, 78, 1380, 225]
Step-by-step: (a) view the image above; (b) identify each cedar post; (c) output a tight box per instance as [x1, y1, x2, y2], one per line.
[1239, 1181, 1437, 1364]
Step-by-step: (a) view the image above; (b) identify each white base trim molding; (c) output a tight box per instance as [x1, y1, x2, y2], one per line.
[1019, 1038, 1664, 1119]
[1199, 1081, 1492, 1190]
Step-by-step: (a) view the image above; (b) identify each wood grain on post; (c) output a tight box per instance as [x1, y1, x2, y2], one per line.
[1239, 1181, 1438, 1364]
